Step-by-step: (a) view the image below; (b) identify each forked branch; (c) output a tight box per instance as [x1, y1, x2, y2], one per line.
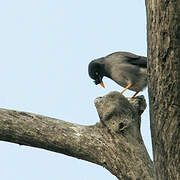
[0, 91, 154, 179]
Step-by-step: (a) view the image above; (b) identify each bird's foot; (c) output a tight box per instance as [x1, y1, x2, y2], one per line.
[130, 97, 136, 101]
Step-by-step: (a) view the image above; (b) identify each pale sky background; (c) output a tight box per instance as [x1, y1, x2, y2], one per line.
[0, 1, 152, 180]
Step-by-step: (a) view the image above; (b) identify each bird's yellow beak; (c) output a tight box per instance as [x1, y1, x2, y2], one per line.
[100, 81, 105, 88]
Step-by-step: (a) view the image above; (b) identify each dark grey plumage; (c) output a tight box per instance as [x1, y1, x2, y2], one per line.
[88, 51, 147, 98]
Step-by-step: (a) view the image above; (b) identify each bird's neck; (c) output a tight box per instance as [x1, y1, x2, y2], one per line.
[103, 63, 111, 78]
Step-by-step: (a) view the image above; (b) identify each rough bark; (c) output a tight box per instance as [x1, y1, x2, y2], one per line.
[0, 92, 154, 179]
[146, 0, 180, 179]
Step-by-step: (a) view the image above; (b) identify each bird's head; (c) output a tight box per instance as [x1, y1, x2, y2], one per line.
[88, 59, 105, 88]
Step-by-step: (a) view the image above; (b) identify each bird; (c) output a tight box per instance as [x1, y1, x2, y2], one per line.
[88, 51, 147, 99]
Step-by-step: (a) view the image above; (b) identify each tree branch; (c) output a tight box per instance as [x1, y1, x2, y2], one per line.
[0, 91, 154, 179]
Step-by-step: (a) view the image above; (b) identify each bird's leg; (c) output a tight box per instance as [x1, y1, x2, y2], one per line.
[120, 84, 133, 94]
[130, 91, 140, 100]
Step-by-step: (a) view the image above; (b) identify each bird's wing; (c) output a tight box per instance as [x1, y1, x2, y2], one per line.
[124, 53, 147, 68]
[105, 51, 147, 68]
[126, 56, 147, 68]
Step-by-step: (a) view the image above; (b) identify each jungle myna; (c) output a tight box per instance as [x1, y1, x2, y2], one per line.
[88, 51, 147, 99]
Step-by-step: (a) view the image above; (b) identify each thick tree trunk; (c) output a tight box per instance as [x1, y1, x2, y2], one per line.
[146, 0, 180, 179]
[0, 92, 154, 179]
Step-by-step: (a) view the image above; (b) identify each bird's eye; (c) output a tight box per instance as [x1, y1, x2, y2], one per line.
[95, 72, 99, 76]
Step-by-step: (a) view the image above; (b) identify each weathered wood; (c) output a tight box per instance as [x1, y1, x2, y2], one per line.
[0, 92, 154, 179]
[146, 0, 180, 179]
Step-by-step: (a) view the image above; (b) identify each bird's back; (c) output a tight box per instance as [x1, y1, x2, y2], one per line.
[103, 51, 147, 91]
[105, 51, 147, 67]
